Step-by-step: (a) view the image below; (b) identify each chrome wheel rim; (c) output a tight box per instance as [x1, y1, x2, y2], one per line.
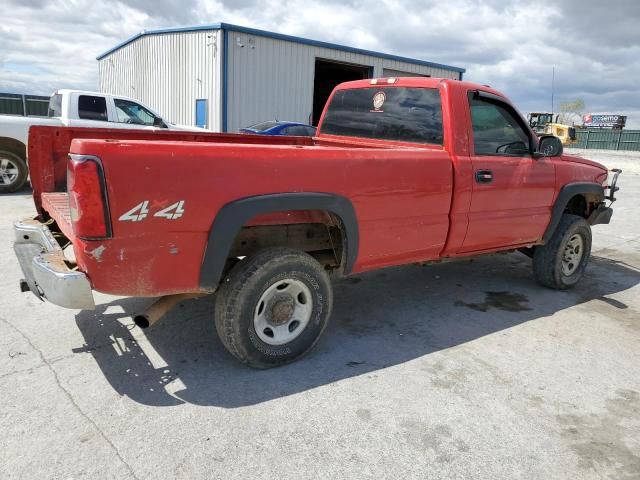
[0, 158, 19, 186]
[562, 234, 584, 276]
[253, 279, 313, 346]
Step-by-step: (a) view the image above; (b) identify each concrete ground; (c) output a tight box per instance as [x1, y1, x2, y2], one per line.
[1, 151, 639, 479]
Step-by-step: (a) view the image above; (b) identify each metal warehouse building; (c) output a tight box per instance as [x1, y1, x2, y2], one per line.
[97, 23, 465, 132]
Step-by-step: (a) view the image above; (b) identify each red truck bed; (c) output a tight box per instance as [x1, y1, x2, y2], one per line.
[27, 126, 313, 217]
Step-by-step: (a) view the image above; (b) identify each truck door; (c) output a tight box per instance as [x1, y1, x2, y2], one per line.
[110, 98, 168, 130]
[459, 91, 555, 253]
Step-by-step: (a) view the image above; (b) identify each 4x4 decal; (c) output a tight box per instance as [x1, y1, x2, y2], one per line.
[119, 200, 185, 222]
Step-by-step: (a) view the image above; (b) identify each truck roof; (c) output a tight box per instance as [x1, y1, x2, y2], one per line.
[53, 89, 140, 104]
[334, 77, 508, 100]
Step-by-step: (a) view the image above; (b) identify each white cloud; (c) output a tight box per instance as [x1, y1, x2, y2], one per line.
[1, 0, 638, 127]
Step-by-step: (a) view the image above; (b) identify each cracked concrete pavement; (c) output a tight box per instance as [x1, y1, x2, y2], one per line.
[1, 151, 639, 479]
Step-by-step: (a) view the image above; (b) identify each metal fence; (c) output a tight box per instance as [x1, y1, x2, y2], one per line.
[0, 93, 50, 117]
[574, 129, 640, 151]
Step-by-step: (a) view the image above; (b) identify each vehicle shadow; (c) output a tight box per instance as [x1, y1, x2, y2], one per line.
[73, 252, 639, 408]
[2, 186, 32, 197]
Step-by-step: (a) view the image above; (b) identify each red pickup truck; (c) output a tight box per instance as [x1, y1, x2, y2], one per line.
[14, 77, 621, 368]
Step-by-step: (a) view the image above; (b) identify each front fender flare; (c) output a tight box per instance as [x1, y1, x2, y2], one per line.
[199, 192, 359, 290]
[542, 182, 604, 244]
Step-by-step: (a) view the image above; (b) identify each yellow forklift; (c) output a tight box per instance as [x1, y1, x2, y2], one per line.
[527, 112, 577, 146]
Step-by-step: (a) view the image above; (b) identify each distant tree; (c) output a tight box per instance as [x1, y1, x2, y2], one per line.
[558, 99, 585, 126]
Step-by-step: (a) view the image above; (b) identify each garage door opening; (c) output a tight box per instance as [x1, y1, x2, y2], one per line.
[312, 59, 371, 126]
[382, 68, 430, 78]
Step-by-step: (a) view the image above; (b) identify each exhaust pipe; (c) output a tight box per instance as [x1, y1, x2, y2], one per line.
[134, 293, 201, 329]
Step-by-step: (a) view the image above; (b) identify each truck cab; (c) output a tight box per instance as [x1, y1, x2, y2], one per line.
[528, 112, 556, 134]
[47, 90, 171, 130]
[527, 112, 577, 146]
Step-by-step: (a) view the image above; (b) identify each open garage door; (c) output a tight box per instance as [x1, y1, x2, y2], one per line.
[312, 59, 371, 126]
[382, 68, 431, 78]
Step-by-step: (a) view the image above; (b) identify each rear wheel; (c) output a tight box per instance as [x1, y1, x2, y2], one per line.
[0, 151, 28, 193]
[214, 248, 333, 368]
[532, 214, 591, 289]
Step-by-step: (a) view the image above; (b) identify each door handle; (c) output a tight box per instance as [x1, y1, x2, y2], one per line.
[475, 170, 493, 183]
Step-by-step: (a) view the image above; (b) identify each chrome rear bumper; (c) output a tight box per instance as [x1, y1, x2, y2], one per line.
[13, 218, 95, 309]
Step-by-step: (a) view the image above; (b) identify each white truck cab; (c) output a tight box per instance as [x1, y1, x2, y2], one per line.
[0, 90, 203, 192]
[48, 90, 180, 130]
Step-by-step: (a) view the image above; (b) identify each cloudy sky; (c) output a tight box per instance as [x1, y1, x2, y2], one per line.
[1, 0, 638, 127]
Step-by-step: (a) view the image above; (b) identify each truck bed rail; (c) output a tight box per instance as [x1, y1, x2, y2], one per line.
[27, 125, 312, 217]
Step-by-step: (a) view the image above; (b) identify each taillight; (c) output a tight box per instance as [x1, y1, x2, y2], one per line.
[67, 154, 111, 239]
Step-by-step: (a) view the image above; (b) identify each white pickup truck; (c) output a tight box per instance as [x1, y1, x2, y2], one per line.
[0, 89, 202, 193]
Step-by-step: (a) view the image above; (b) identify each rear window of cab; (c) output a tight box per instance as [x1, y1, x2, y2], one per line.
[319, 87, 443, 145]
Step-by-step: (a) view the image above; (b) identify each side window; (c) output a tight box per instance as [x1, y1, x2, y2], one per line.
[469, 95, 530, 155]
[113, 98, 161, 127]
[78, 95, 108, 121]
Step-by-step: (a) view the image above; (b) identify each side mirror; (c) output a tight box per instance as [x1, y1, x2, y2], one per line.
[535, 135, 563, 157]
[154, 117, 168, 128]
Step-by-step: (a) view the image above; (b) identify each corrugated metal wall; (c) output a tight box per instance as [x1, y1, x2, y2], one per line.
[574, 129, 640, 151]
[98, 28, 461, 132]
[226, 31, 458, 132]
[98, 30, 222, 130]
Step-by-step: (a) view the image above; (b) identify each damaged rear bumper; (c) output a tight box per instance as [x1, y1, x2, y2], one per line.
[13, 218, 95, 309]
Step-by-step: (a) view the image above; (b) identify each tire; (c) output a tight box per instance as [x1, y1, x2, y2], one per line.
[0, 151, 28, 194]
[532, 214, 591, 289]
[214, 248, 333, 368]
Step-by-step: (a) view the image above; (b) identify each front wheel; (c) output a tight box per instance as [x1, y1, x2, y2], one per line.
[532, 214, 592, 289]
[0, 151, 28, 193]
[214, 248, 333, 368]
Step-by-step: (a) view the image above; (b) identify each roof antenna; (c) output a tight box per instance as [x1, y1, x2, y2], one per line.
[551, 66, 555, 116]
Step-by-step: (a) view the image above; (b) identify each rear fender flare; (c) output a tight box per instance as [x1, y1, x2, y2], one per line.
[0, 137, 27, 161]
[542, 182, 604, 243]
[199, 192, 359, 290]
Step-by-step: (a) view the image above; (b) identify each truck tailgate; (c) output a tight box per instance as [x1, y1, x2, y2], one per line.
[41, 192, 73, 239]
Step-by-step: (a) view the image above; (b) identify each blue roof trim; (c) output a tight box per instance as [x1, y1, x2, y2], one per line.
[98, 32, 145, 60]
[96, 22, 465, 73]
[96, 24, 223, 60]
[220, 24, 465, 73]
